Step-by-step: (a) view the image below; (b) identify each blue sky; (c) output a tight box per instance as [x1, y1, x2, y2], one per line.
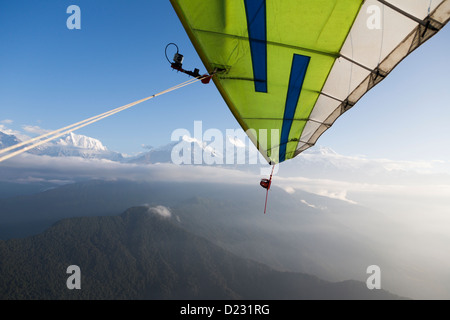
[1, 2, 450, 299]
[1, 0, 449, 160]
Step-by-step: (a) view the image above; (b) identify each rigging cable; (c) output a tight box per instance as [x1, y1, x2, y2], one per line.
[263, 164, 276, 214]
[165, 43, 179, 64]
[0, 74, 211, 163]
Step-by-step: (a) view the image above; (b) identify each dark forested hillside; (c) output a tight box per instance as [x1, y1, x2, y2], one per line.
[0, 180, 390, 285]
[0, 206, 404, 300]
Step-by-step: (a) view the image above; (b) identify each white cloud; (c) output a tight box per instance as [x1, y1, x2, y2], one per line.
[296, 147, 450, 175]
[2, 146, 450, 212]
[276, 176, 358, 203]
[147, 205, 172, 218]
[1, 119, 13, 124]
[282, 186, 295, 194]
[0, 153, 258, 186]
[375, 158, 436, 172]
[22, 125, 51, 135]
[227, 135, 246, 148]
[300, 199, 317, 209]
[0, 124, 20, 136]
[2, 145, 450, 301]
[317, 189, 357, 205]
[0, 124, 31, 142]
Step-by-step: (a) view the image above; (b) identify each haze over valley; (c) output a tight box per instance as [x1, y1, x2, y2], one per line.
[0, 130, 449, 299]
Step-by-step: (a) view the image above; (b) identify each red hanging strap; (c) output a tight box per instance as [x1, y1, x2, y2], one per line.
[262, 164, 275, 214]
[264, 187, 270, 214]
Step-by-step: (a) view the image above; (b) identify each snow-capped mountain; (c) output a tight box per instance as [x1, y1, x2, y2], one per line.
[56, 132, 108, 151]
[0, 130, 124, 161]
[128, 134, 340, 168]
[0, 131, 21, 149]
[128, 134, 246, 165]
[35, 132, 124, 161]
[126, 135, 450, 184]
[4, 127, 447, 185]
[128, 134, 340, 169]
[127, 141, 178, 164]
[304, 146, 338, 156]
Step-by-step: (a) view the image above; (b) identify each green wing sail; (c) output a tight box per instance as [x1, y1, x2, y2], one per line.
[170, 0, 450, 164]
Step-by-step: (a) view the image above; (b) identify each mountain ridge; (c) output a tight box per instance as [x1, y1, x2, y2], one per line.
[0, 206, 405, 300]
[0, 130, 124, 161]
[0, 179, 395, 293]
